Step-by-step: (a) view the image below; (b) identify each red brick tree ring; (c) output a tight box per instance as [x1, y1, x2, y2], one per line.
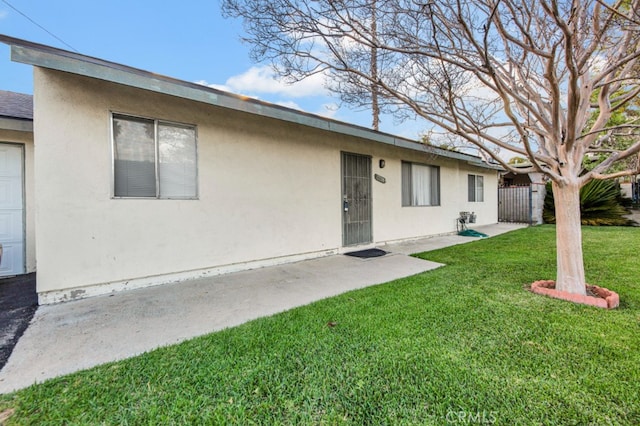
[530, 280, 620, 309]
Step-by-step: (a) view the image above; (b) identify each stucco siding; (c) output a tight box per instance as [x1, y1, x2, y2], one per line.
[35, 69, 342, 298]
[371, 152, 498, 243]
[34, 68, 497, 301]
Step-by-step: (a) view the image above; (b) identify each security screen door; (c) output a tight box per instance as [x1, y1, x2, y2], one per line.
[341, 152, 372, 246]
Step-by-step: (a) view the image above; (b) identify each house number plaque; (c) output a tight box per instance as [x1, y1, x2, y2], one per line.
[374, 174, 386, 184]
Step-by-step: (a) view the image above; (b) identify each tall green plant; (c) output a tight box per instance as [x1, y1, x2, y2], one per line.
[544, 180, 636, 226]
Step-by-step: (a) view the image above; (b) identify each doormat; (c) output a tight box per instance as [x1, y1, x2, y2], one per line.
[344, 248, 388, 258]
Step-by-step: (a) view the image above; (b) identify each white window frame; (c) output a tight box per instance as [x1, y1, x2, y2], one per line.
[402, 161, 441, 207]
[111, 112, 198, 199]
[468, 174, 484, 202]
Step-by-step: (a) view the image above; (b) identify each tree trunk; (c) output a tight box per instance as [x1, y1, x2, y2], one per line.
[552, 180, 587, 295]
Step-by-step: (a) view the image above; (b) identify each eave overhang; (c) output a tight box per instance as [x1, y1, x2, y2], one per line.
[1, 35, 502, 171]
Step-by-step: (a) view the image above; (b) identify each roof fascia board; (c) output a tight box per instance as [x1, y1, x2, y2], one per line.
[3, 35, 495, 169]
[0, 116, 33, 132]
[467, 161, 503, 171]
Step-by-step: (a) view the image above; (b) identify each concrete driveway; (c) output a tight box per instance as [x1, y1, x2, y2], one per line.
[0, 223, 524, 394]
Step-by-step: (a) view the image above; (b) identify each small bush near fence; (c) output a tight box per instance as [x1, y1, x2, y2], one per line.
[543, 180, 636, 226]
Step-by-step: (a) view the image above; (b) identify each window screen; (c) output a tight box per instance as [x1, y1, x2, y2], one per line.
[468, 174, 484, 202]
[158, 123, 197, 198]
[113, 114, 197, 199]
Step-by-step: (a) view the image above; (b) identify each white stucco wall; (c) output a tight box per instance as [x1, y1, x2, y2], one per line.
[34, 68, 498, 302]
[0, 128, 35, 273]
[370, 145, 498, 242]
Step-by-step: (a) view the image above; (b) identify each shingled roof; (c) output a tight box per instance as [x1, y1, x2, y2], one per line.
[0, 90, 33, 120]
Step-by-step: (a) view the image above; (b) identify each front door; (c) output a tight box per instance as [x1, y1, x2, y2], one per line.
[341, 152, 372, 246]
[0, 143, 25, 276]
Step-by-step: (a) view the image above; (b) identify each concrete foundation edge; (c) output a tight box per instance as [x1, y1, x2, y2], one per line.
[38, 248, 341, 305]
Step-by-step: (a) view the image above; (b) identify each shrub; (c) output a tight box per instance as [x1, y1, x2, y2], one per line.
[543, 179, 637, 226]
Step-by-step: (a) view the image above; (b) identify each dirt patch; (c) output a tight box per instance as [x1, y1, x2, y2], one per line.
[529, 280, 619, 309]
[0, 273, 37, 370]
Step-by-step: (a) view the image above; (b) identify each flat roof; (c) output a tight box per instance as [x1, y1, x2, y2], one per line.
[0, 34, 500, 170]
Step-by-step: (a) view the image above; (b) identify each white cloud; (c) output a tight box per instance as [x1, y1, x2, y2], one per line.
[197, 65, 329, 99]
[228, 66, 328, 98]
[275, 100, 302, 110]
[460, 74, 500, 102]
[0, 10, 7, 19]
[316, 103, 339, 119]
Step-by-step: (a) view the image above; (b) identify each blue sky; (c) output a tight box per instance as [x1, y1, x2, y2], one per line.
[0, 0, 425, 139]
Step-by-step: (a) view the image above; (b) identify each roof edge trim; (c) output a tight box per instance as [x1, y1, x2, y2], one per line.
[0, 116, 33, 132]
[1, 34, 495, 169]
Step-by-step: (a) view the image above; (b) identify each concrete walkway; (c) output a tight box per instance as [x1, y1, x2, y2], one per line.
[0, 223, 525, 394]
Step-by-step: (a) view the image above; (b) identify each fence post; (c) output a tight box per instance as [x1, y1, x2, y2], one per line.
[528, 184, 533, 225]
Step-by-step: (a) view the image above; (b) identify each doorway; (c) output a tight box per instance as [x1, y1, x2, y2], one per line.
[341, 152, 372, 246]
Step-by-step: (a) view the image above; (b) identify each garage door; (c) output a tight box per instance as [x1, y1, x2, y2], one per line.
[0, 143, 24, 276]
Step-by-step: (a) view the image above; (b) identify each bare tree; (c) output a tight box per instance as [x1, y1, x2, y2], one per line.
[223, 0, 640, 296]
[315, 0, 388, 129]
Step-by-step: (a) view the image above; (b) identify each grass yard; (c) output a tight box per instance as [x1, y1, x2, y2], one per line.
[1, 226, 639, 425]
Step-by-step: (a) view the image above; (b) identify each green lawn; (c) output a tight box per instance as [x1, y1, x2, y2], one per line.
[1, 226, 639, 425]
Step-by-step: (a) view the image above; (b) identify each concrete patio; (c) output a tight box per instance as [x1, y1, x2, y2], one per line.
[0, 223, 525, 394]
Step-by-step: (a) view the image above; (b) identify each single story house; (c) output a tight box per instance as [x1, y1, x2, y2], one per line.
[501, 169, 544, 188]
[0, 35, 500, 304]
